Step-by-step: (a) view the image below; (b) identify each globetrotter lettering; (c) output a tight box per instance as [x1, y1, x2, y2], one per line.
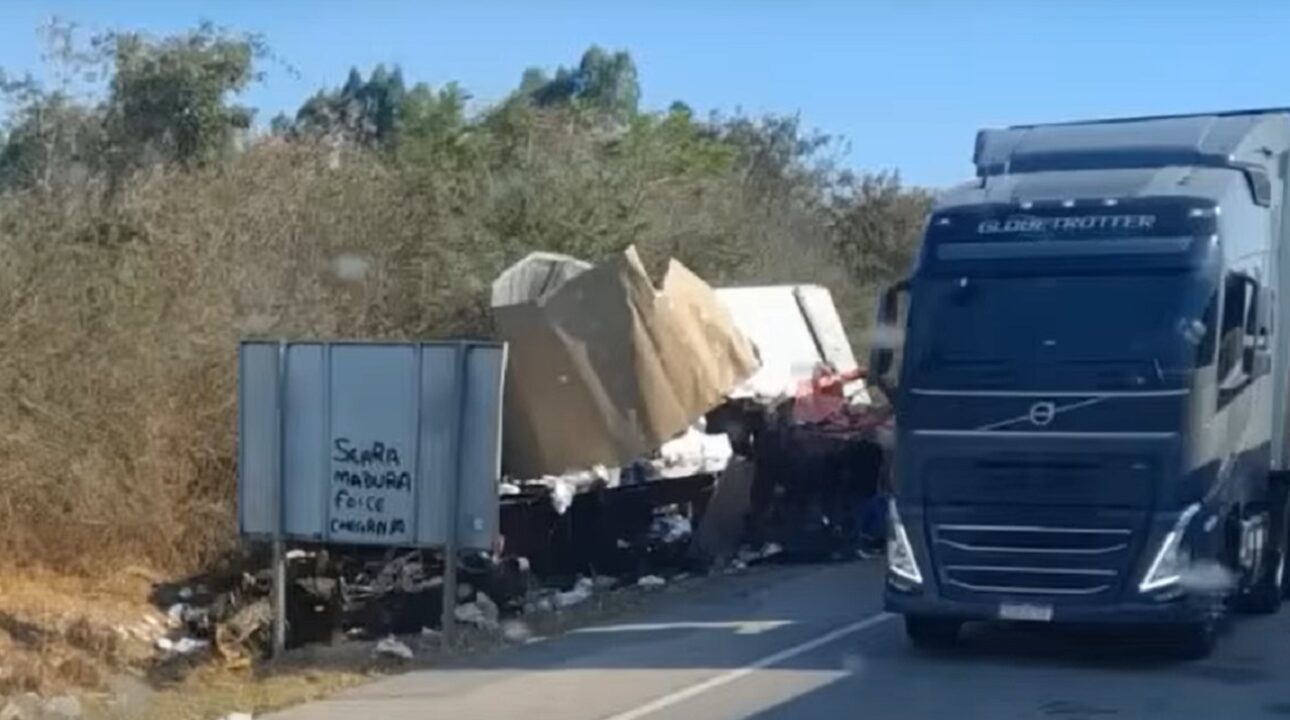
[329, 436, 412, 540]
[977, 214, 1156, 235]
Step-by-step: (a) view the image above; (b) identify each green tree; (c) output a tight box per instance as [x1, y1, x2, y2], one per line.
[0, 18, 108, 193]
[528, 46, 640, 119]
[293, 64, 409, 147]
[829, 171, 931, 286]
[0, 91, 103, 192]
[101, 22, 263, 171]
[397, 81, 470, 158]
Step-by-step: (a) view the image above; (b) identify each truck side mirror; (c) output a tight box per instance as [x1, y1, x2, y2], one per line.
[869, 278, 910, 397]
[1243, 281, 1273, 378]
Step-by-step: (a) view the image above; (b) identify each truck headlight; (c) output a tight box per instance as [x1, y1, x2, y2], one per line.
[1138, 503, 1200, 593]
[887, 499, 923, 585]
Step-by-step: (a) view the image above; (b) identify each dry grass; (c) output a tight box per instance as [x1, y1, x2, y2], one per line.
[0, 110, 924, 585]
[0, 567, 165, 697]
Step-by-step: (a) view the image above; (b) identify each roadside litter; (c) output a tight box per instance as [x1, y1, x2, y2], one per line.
[154, 249, 889, 665]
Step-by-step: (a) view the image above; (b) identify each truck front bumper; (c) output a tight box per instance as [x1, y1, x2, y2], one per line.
[885, 584, 1216, 626]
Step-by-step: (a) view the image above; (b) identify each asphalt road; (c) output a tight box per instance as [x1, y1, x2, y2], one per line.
[268, 560, 1290, 720]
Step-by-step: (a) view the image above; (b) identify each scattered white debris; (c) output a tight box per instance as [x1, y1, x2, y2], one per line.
[455, 593, 501, 631]
[650, 512, 692, 544]
[760, 542, 784, 560]
[655, 426, 733, 478]
[730, 559, 748, 571]
[421, 627, 442, 640]
[550, 477, 576, 515]
[616, 539, 631, 549]
[499, 482, 522, 496]
[556, 577, 596, 608]
[454, 602, 486, 626]
[217, 714, 254, 720]
[501, 620, 532, 644]
[592, 575, 618, 590]
[167, 604, 188, 623]
[173, 637, 209, 655]
[637, 575, 667, 589]
[736, 547, 761, 565]
[156, 636, 209, 655]
[475, 592, 500, 625]
[373, 636, 414, 661]
[285, 549, 308, 560]
[177, 587, 194, 601]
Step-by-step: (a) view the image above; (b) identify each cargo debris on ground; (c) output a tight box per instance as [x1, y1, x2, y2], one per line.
[124, 248, 892, 671]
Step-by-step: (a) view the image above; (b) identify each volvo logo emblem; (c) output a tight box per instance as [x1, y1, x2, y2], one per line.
[1028, 401, 1056, 427]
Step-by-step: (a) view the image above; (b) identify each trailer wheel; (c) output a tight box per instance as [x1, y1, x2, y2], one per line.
[904, 616, 961, 648]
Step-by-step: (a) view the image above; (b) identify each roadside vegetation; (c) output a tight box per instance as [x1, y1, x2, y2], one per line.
[0, 19, 929, 578]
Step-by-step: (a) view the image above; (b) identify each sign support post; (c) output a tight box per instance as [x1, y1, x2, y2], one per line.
[237, 340, 507, 654]
[441, 345, 468, 645]
[272, 340, 289, 658]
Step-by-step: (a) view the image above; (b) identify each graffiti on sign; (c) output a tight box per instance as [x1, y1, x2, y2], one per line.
[329, 437, 414, 540]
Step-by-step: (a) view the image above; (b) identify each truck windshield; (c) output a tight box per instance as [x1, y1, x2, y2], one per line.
[907, 270, 1214, 391]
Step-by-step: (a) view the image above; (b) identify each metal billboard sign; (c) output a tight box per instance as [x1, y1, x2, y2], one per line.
[238, 340, 507, 549]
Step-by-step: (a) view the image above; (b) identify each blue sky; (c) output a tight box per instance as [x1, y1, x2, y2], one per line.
[2, 0, 1289, 187]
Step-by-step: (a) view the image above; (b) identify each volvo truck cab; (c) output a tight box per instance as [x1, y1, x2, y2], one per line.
[871, 110, 1290, 657]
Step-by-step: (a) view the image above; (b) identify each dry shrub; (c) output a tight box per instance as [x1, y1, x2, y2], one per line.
[0, 112, 922, 578]
[0, 142, 493, 575]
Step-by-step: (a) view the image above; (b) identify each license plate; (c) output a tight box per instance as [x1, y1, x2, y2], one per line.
[998, 603, 1053, 622]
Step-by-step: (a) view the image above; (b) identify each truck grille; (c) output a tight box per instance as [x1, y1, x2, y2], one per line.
[932, 523, 1135, 600]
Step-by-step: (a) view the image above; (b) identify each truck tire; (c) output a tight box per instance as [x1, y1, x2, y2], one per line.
[1238, 487, 1290, 614]
[1239, 538, 1285, 614]
[904, 616, 961, 648]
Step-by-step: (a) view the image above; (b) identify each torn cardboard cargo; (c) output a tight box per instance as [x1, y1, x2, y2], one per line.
[494, 247, 759, 478]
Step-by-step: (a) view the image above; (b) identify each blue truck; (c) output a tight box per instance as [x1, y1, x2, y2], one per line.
[869, 109, 1290, 658]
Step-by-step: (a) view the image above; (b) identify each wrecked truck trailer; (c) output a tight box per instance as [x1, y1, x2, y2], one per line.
[205, 253, 893, 658]
[707, 285, 892, 560]
[491, 260, 894, 571]
[489, 247, 759, 577]
[705, 383, 892, 562]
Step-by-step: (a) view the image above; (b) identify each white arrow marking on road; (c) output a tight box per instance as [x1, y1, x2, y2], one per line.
[572, 620, 794, 636]
[598, 612, 895, 720]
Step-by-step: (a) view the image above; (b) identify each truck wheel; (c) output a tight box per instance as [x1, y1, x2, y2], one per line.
[1240, 541, 1285, 614]
[1238, 501, 1289, 614]
[1175, 619, 1218, 660]
[904, 616, 961, 648]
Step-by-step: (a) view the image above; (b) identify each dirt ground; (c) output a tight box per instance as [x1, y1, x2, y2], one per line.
[1, 565, 739, 720]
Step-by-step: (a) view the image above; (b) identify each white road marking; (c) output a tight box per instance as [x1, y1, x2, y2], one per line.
[597, 612, 895, 720]
[573, 620, 795, 636]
